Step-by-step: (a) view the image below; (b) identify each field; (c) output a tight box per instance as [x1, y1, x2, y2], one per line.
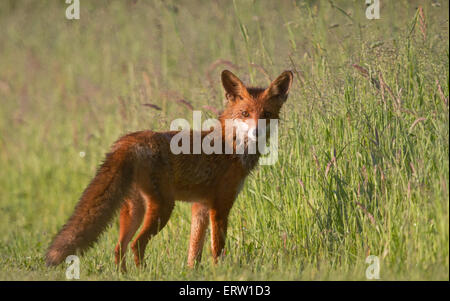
[0, 0, 448, 280]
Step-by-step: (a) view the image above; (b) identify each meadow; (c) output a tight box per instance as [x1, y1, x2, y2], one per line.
[0, 0, 448, 280]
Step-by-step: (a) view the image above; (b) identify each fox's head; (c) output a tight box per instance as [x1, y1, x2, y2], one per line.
[219, 70, 293, 148]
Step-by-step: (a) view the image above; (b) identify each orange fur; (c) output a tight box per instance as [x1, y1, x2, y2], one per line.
[45, 70, 293, 270]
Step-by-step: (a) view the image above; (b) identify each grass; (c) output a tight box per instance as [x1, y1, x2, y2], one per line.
[0, 0, 448, 281]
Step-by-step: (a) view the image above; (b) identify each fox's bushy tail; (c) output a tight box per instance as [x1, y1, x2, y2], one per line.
[45, 143, 135, 266]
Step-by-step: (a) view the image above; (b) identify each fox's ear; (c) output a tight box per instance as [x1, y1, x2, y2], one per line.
[221, 70, 249, 102]
[267, 71, 293, 102]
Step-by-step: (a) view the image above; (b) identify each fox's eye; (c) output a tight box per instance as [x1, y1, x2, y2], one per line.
[241, 111, 249, 117]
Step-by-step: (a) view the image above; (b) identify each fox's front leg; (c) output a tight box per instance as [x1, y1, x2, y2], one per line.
[209, 168, 245, 264]
[209, 197, 235, 264]
[187, 202, 210, 268]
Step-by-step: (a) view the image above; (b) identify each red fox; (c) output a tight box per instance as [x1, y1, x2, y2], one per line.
[45, 70, 293, 271]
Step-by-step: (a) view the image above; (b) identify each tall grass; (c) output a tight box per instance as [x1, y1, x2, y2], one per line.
[0, 0, 448, 280]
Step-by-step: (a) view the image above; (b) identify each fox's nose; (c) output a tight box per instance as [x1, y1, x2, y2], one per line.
[248, 127, 257, 141]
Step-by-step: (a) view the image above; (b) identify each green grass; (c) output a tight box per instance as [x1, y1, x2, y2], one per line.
[0, 0, 448, 280]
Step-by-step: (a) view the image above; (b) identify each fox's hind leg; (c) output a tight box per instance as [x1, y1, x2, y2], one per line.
[114, 190, 145, 272]
[130, 168, 174, 268]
